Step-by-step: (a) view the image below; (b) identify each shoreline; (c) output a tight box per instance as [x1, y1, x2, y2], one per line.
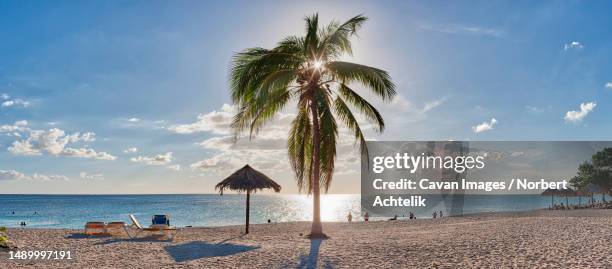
[2, 209, 610, 268]
[3, 205, 607, 230]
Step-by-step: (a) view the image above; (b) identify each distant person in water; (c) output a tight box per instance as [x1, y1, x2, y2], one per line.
[432, 211, 437, 219]
[409, 212, 414, 219]
[12, 211, 15, 214]
[34, 211, 37, 215]
[439, 211, 443, 218]
[267, 219, 271, 223]
[347, 212, 353, 222]
[389, 214, 398, 221]
[364, 212, 369, 222]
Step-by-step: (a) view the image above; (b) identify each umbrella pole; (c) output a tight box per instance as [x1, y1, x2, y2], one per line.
[245, 190, 250, 234]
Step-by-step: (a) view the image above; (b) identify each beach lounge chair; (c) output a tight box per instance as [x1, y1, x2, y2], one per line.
[105, 221, 127, 236]
[127, 214, 177, 239]
[84, 222, 109, 236]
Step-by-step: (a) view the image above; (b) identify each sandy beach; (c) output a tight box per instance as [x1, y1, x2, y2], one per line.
[0, 209, 610, 268]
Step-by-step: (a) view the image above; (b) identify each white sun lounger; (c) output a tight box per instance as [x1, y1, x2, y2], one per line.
[127, 214, 177, 239]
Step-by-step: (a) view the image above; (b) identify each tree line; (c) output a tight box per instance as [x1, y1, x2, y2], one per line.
[570, 148, 612, 202]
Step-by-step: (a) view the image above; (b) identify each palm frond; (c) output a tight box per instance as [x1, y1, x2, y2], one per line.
[333, 96, 368, 156]
[288, 104, 313, 193]
[337, 82, 385, 132]
[316, 88, 338, 192]
[326, 61, 396, 100]
[231, 85, 293, 139]
[320, 14, 368, 58]
[304, 13, 320, 57]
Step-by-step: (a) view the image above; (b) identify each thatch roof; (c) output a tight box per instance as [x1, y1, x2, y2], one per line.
[541, 187, 577, 196]
[215, 164, 281, 195]
[558, 187, 576, 196]
[541, 187, 576, 196]
[541, 188, 559, 196]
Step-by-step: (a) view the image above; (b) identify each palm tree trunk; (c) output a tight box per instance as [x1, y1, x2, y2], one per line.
[245, 190, 250, 234]
[309, 98, 323, 237]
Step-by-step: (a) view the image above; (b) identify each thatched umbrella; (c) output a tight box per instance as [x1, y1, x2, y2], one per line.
[216, 165, 281, 234]
[585, 183, 606, 204]
[558, 187, 576, 207]
[541, 188, 559, 208]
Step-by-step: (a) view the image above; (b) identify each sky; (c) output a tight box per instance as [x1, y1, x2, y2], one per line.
[1, 0, 612, 194]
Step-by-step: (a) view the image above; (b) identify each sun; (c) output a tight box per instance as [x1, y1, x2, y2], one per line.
[312, 60, 324, 70]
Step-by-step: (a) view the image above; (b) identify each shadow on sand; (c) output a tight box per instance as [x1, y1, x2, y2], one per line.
[164, 241, 259, 262]
[92, 236, 174, 245]
[296, 239, 333, 269]
[65, 233, 111, 239]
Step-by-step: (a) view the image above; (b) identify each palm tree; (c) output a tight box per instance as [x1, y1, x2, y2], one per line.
[229, 13, 395, 237]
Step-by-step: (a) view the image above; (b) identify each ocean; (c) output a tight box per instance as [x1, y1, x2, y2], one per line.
[0, 194, 608, 228]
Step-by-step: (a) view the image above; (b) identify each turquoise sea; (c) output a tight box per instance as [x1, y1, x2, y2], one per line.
[0, 194, 608, 228]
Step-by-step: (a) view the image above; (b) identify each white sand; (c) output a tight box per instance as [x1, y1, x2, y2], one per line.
[1, 209, 611, 268]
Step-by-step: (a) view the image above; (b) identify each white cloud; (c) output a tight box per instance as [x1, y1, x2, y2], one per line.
[168, 104, 235, 134]
[123, 147, 138, 154]
[0, 169, 27, 180]
[1, 98, 30, 108]
[31, 173, 69, 181]
[7, 128, 116, 160]
[419, 97, 447, 114]
[389, 95, 411, 111]
[472, 118, 497, 133]
[0, 169, 68, 181]
[564, 41, 583, 50]
[190, 155, 235, 173]
[388, 95, 446, 115]
[80, 172, 104, 180]
[605, 82, 612, 89]
[80, 132, 96, 142]
[0, 120, 29, 133]
[564, 102, 596, 123]
[167, 164, 181, 171]
[199, 135, 287, 151]
[0, 93, 9, 100]
[131, 152, 173, 165]
[114, 118, 165, 129]
[61, 147, 117, 160]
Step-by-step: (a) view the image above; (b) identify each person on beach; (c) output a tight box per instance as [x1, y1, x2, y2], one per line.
[389, 214, 398, 221]
[364, 212, 369, 222]
[409, 212, 414, 219]
[347, 212, 353, 222]
[433, 211, 437, 219]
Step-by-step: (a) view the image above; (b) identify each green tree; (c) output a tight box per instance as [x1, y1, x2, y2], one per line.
[570, 162, 595, 205]
[591, 148, 612, 202]
[229, 14, 395, 237]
